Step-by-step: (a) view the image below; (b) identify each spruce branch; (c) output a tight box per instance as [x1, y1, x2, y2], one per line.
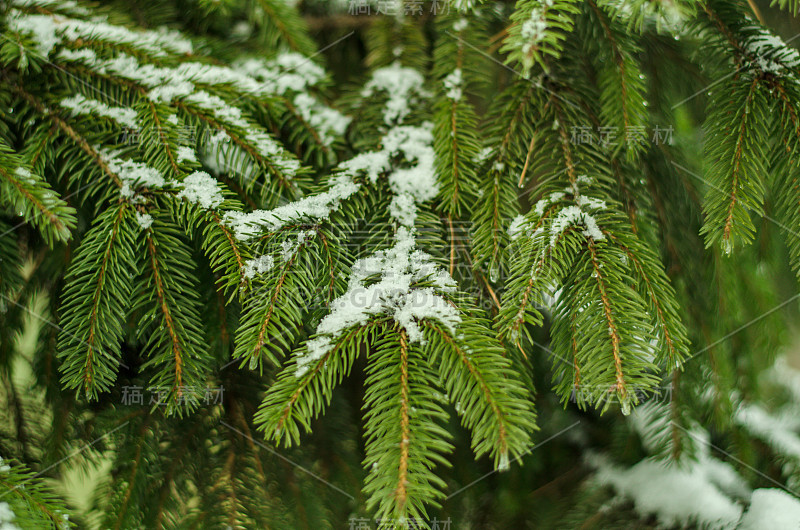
[57, 203, 137, 399]
[700, 75, 768, 255]
[423, 313, 536, 469]
[501, 0, 581, 75]
[585, 0, 648, 160]
[361, 325, 453, 522]
[0, 457, 73, 528]
[0, 138, 76, 246]
[133, 212, 210, 415]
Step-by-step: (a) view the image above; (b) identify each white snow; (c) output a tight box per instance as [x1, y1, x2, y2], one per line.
[294, 227, 460, 377]
[361, 63, 429, 125]
[393, 287, 460, 343]
[9, 10, 192, 58]
[58, 55, 284, 184]
[13, 167, 33, 183]
[43, 41, 313, 181]
[549, 205, 605, 245]
[340, 151, 391, 183]
[767, 356, 800, 403]
[508, 215, 528, 240]
[214, 64, 457, 376]
[745, 28, 800, 73]
[231, 21, 252, 39]
[735, 403, 800, 460]
[292, 92, 351, 146]
[577, 195, 607, 210]
[176, 146, 197, 164]
[0, 500, 19, 530]
[134, 211, 153, 230]
[235, 53, 326, 96]
[520, 6, 548, 58]
[176, 171, 224, 209]
[65, 50, 326, 105]
[443, 68, 463, 101]
[533, 191, 565, 216]
[280, 230, 316, 261]
[588, 453, 744, 528]
[243, 255, 275, 279]
[381, 124, 439, 227]
[100, 149, 166, 189]
[452, 0, 477, 11]
[224, 123, 437, 239]
[390, 193, 418, 227]
[13, 0, 89, 15]
[57, 48, 97, 63]
[453, 18, 469, 32]
[475, 147, 494, 163]
[224, 173, 360, 240]
[529, 187, 606, 246]
[739, 489, 800, 529]
[60, 94, 139, 128]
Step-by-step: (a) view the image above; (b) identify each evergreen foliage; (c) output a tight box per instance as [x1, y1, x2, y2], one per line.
[2, 0, 800, 527]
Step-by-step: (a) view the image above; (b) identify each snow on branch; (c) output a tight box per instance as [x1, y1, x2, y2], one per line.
[8, 6, 192, 57]
[60, 94, 139, 129]
[289, 66, 460, 378]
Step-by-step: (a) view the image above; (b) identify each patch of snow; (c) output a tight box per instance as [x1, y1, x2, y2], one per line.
[577, 195, 606, 210]
[533, 191, 565, 216]
[280, 230, 316, 261]
[745, 28, 800, 73]
[588, 453, 744, 528]
[475, 147, 493, 163]
[549, 205, 604, 245]
[0, 500, 20, 530]
[508, 215, 528, 240]
[100, 149, 166, 189]
[361, 62, 429, 125]
[295, 226, 459, 377]
[739, 489, 800, 529]
[340, 151, 391, 183]
[243, 255, 275, 279]
[443, 68, 463, 100]
[735, 403, 800, 460]
[134, 211, 153, 230]
[292, 92, 351, 146]
[767, 356, 800, 403]
[235, 53, 326, 96]
[520, 6, 548, 58]
[176, 146, 197, 164]
[382, 124, 439, 226]
[9, 10, 192, 57]
[60, 94, 139, 128]
[176, 171, 224, 209]
[57, 48, 97, 63]
[13, 167, 33, 183]
[224, 173, 360, 240]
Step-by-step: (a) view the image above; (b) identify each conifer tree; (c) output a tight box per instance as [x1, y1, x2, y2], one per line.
[3, 0, 800, 527]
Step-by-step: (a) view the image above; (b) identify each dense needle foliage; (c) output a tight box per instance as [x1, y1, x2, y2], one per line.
[2, 0, 800, 528]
